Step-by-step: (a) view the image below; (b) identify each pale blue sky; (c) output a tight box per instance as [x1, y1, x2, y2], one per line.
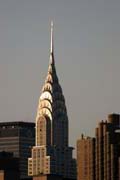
[0, 0, 120, 149]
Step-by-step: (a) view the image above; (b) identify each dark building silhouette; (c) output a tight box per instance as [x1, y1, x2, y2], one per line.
[0, 122, 35, 179]
[77, 134, 95, 180]
[33, 175, 77, 180]
[119, 157, 120, 180]
[0, 151, 19, 180]
[33, 174, 62, 180]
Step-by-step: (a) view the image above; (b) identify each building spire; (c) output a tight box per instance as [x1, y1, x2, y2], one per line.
[50, 21, 54, 64]
[50, 21, 53, 54]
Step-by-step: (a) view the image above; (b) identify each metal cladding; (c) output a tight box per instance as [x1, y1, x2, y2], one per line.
[28, 22, 76, 179]
[37, 53, 67, 122]
[36, 22, 68, 147]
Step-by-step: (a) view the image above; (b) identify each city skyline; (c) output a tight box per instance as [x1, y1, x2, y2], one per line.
[0, 0, 120, 149]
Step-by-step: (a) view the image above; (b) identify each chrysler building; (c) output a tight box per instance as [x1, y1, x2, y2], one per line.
[28, 22, 76, 180]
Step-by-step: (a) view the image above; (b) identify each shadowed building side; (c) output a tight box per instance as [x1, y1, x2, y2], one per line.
[0, 121, 35, 180]
[0, 151, 19, 180]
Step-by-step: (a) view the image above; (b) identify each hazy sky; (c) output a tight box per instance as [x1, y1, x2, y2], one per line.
[0, 0, 120, 149]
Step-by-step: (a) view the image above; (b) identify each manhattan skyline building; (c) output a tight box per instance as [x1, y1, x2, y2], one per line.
[28, 22, 76, 180]
[95, 114, 120, 180]
[77, 135, 95, 180]
[77, 113, 120, 180]
[0, 121, 35, 180]
[0, 151, 19, 180]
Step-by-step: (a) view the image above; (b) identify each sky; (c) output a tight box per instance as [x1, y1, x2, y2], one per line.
[0, 0, 120, 150]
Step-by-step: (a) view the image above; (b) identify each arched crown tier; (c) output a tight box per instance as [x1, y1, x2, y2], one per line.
[35, 22, 69, 147]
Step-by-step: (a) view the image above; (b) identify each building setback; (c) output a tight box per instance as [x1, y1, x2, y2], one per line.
[77, 134, 95, 180]
[28, 22, 76, 180]
[0, 121, 35, 180]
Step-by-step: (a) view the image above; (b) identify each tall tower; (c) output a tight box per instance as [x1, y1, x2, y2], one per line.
[77, 135, 95, 180]
[95, 114, 120, 180]
[28, 22, 76, 180]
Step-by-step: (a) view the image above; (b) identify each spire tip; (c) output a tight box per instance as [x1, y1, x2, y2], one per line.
[51, 21, 53, 28]
[49, 21, 55, 65]
[50, 20, 54, 54]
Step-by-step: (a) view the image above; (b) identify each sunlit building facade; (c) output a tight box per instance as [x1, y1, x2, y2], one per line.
[28, 22, 76, 180]
[95, 114, 120, 180]
[77, 134, 95, 180]
[77, 113, 120, 180]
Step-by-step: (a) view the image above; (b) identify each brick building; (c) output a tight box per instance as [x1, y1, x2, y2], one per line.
[77, 135, 95, 180]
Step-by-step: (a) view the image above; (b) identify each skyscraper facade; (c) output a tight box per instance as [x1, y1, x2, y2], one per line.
[77, 113, 120, 180]
[28, 22, 76, 180]
[95, 114, 120, 180]
[0, 121, 35, 179]
[77, 134, 95, 180]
